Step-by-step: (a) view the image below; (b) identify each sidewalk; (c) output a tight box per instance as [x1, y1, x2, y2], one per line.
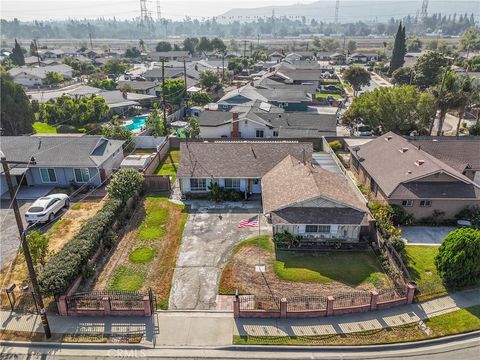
[1, 287, 479, 346]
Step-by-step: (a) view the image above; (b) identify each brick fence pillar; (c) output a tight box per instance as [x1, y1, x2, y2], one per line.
[280, 298, 287, 319]
[143, 295, 152, 316]
[370, 291, 379, 310]
[406, 283, 416, 304]
[102, 297, 111, 316]
[233, 298, 240, 318]
[326, 296, 335, 316]
[57, 296, 68, 316]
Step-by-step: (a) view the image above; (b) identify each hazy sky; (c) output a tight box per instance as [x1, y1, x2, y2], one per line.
[1, 0, 314, 21]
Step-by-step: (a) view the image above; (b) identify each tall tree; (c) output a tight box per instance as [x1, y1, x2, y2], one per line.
[388, 23, 406, 75]
[183, 37, 199, 54]
[155, 41, 172, 52]
[413, 51, 449, 89]
[342, 66, 371, 96]
[0, 74, 34, 135]
[460, 27, 480, 58]
[10, 39, 25, 66]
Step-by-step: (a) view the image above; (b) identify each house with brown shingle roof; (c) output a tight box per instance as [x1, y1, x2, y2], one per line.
[178, 140, 369, 241]
[350, 132, 480, 220]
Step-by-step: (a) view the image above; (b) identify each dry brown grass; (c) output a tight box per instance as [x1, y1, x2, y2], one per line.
[0, 199, 104, 310]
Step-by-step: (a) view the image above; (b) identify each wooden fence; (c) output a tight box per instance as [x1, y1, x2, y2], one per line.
[143, 175, 171, 192]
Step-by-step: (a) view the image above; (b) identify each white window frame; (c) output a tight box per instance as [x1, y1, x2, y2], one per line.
[39, 168, 57, 183]
[402, 200, 414, 207]
[255, 129, 264, 138]
[74, 168, 90, 183]
[224, 178, 241, 190]
[305, 225, 331, 233]
[190, 178, 207, 192]
[420, 200, 432, 207]
[305, 225, 318, 233]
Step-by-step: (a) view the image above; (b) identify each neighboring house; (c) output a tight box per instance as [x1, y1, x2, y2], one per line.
[117, 80, 159, 96]
[268, 51, 285, 62]
[99, 90, 156, 115]
[266, 62, 324, 85]
[262, 155, 369, 241]
[39, 49, 65, 59]
[349, 132, 480, 220]
[283, 52, 316, 62]
[143, 66, 200, 84]
[7, 64, 73, 87]
[146, 51, 191, 61]
[330, 52, 347, 64]
[0, 136, 125, 194]
[217, 84, 311, 112]
[347, 53, 379, 63]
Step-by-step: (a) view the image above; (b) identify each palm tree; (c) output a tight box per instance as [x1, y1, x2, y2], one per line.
[454, 75, 478, 136]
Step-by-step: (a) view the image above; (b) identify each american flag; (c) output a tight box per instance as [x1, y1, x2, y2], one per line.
[238, 217, 259, 228]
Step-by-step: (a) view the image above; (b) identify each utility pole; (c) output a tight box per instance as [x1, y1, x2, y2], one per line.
[243, 40, 247, 58]
[161, 59, 167, 128]
[33, 39, 41, 67]
[183, 58, 188, 101]
[221, 51, 226, 83]
[88, 33, 93, 49]
[0, 155, 51, 339]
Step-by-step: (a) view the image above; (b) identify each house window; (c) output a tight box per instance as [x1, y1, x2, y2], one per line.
[273, 130, 279, 137]
[190, 178, 206, 191]
[40, 168, 57, 183]
[318, 225, 331, 233]
[305, 225, 331, 233]
[255, 129, 264, 138]
[74, 168, 90, 183]
[224, 178, 241, 190]
[420, 200, 432, 207]
[402, 200, 414, 207]
[305, 225, 318, 233]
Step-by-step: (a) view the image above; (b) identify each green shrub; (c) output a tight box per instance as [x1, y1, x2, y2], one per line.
[435, 228, 480, 288]
[389, 235, 406, 253]
[107, 168, 144, 202]
[328, 140, 343, 151]
[456, 206, 480, 228]
[208, 182, 243, 202]
[38, 198, 123, 295]
[56, 124, 79, 133]
[391, 204, 414, 225]
[25, 231, 49, 267]
[273, 231, 302, 248]
[368, 202, 401, 239]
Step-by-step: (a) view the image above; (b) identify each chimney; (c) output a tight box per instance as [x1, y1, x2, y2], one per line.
[231, 113, 240, 138]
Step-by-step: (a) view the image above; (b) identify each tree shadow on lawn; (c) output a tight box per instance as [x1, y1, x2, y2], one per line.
[274, 250, 388, 288]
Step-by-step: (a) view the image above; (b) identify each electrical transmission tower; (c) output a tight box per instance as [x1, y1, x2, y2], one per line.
[421, 0, 429, 18]
[139, 0, 152, 22]
[334, 0, 340, 25]
[272, 8, 276, 38]
[156, 0, 162, 21]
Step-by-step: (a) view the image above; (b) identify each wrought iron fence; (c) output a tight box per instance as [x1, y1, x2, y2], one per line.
[333, 291, 372, 308]
[286, 295, 328, 311]
[239, 295, 280, 311]
[377, 288, 403, 302]
[66, 290, 145, 311]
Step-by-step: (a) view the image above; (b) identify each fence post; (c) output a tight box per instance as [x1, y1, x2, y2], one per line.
[370, 291, 379, 310]
[326, 296, 335, 316]
[406, 283, 416, 304]
[233, 298, 240, 319]
[57, 296, 68, 316]
[143, 295, 152, 316]
[280, 298, 287, 319]
[102, 297, 112, 316]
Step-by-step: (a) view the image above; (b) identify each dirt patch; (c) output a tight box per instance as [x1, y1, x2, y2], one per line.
[222, 245, 390, 297]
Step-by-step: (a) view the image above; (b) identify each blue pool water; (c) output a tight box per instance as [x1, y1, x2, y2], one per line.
[123, 115, 148, 131]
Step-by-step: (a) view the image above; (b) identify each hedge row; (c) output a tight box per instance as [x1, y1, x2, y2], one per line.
[38, 198, 123, 296]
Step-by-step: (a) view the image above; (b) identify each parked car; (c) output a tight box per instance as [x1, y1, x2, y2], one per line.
[24, 194, 70, 224]
[353, 124, 373, 136]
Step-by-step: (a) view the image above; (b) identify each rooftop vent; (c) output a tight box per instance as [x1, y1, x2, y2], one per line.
[399, 147, 409, 153]
[415, 159, 425, 166]
[407, 170, 412, 174]
[385, 136, 393, 141]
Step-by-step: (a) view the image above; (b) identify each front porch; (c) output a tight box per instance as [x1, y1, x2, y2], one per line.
[0, 185, 55, 200]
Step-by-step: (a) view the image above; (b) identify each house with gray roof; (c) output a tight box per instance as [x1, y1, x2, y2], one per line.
[350, 132, 480, 220]
[8, 64, 73, 87]
[0, 136, 125, 196]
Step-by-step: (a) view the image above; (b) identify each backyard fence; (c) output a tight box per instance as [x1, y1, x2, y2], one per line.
[234, 283, 415, 319]
[58, 290, 155, 317]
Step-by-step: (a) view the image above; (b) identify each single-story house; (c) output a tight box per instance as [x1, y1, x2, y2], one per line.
[330, 52, 347, 64]
[350, 132, 480, 220]
[117, 80, 159, 96]
[268, 51, 285, 62]
[39, 49, 65, 60]
[347, 52, 379, 63]
[146, 51, 191, 61]
[0, 136, 125, 195]
[7, 64, 73, 87]
[99, 90, 157, 115]
[262, 155, 369, 241]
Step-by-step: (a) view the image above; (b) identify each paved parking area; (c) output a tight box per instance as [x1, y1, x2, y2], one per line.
[401, 226, 455, 245]
[169, 201, 272, 310]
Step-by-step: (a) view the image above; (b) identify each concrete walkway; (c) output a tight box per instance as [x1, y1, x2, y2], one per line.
[1, 287, 479, 347]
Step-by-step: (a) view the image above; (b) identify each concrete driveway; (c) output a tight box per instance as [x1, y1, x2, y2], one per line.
[401, 226, 455, 245]
[169, 201, 271, 310]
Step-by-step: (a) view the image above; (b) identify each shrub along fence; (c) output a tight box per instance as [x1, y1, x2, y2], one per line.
[234, 284, 416, 319]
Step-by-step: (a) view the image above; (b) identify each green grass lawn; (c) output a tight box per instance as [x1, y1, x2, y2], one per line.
[273, 251, 388, 287]
[108, 266, 145, 292]
[129, 246, 155, 264]
[233, 304, 480, 345]
[138, 198, 169, 241]
[33, 122, 57, 134]
[314, 93, 344, 100]
[404, 245, 447, 301]
[156, 150, 180, 182]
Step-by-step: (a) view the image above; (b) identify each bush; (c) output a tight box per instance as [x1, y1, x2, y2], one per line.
[107, 168, 144, 202]
[208, 182, 243, 202]
[328, 140, 342, 151]
[389, 235, 406, 253]
[391, 204, 414, 225]
[38, 198, 123, 295]
[435, 228, 480, 288]
[273, 231, 302, 248]
[368, 202, 401, 239]
[56, 124, 79, 133]
[456, 206, 480, 228]
[25, 231, 49, 267]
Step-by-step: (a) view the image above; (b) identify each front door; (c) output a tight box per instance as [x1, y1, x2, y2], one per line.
[251, 179, 261, 193]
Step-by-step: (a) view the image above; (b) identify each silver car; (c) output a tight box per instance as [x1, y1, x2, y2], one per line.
[24, 194, 70, 225]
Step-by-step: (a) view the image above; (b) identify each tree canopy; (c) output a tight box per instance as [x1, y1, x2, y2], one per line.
[391, 66, 414, 85]
[161, 78, 185, 105]
[190, 91, 212, 106]
[199, 70, 221, 89]
[44, 71, 64, 85]
[10, 39, 25, 66]
[145, 105, 167, 137]
[389, 22, 406, 75]
[343, 85, 435, 134]
[0, 73, 34, 135]
[413, 51, 449, 89]
[155, 41, 172, 52]
[102, 59, 128, 76]
[342, 66, 371, 96]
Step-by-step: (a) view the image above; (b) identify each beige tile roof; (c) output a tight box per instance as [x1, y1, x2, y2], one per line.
[354, 132, 475, 197]
[261, 155, 368, 214]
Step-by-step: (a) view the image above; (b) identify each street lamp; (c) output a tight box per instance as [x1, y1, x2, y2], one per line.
[0, 153, 51, 338]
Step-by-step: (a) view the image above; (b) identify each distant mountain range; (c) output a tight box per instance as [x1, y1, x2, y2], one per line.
[218, 0, 480, 23]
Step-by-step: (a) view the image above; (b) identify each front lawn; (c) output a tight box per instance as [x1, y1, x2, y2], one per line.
[94, 196, 187, 309]
[219, 237, 390, 297]
[156, 150, 180, 182]
[404, 245, 447, 301]
[33, 121, 57, 134]
[314, 93, 343, 100]
[233, 304, 480, 345]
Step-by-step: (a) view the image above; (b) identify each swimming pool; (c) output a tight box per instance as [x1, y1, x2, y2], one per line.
[123, 115, 148, 131]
